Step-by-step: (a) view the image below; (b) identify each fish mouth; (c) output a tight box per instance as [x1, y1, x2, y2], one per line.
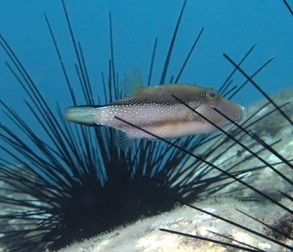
[232, 105, 244, 121]
[228, 105, 244, 122]
[218, 104, 244, 124]
[208, 103, 244, 126]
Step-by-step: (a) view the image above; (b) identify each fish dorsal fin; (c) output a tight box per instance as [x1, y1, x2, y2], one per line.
[122, 68, 144, 95]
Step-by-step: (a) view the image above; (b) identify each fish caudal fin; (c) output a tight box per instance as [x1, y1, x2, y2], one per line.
[64, 106, 101, 126]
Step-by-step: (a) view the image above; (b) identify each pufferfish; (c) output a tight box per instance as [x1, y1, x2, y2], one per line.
[65, 79, 244, 146]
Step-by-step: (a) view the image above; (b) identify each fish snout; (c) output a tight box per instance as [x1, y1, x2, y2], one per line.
[203, 94, 243, 127]
[214, 103, 244, 126]
[229, 104, 244, 122]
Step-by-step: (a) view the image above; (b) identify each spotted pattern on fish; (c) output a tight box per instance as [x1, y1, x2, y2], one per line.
[65, 84, 244, 140]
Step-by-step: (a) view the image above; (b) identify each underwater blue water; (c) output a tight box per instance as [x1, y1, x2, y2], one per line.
[0, 3, 292, 251]
[0, 0, 292, 161]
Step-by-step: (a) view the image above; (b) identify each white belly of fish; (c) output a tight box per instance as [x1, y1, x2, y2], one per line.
[96, 104, 216, 140]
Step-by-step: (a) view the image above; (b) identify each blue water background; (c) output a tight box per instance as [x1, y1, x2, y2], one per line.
[0, 0, 292, 161]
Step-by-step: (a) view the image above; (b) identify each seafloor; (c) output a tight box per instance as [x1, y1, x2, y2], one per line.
[57, 88, 293, 251]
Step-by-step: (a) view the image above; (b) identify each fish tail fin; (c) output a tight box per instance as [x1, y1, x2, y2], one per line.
[64, 105, 103, 127]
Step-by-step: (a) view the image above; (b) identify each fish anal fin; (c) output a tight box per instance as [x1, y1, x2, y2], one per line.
[114, 130, 135, 149]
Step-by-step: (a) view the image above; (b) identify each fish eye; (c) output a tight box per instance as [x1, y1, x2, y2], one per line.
[206, 89, 218, 99]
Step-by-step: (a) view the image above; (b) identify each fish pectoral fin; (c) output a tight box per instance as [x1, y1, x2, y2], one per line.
[122, 68, 144, 95]
[114, 130, 135, 149]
